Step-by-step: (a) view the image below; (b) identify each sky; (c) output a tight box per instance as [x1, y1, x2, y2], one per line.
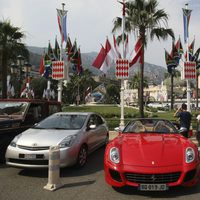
[0, 0, 200, 68]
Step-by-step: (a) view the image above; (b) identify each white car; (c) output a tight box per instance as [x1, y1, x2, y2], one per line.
[6, 112, 109, 168]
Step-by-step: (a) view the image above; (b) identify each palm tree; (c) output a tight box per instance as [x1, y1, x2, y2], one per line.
[112, 0, 174, 117]
[0, 20, 28, 98]
[105, 84, 120, 104]
[165, 69, 182, 110]
[63, 69, 98, 104]
[129, 73, 148, 104]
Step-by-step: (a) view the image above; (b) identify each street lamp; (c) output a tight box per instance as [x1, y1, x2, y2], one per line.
[24, 62, 32, 98]
[10, 56, 32, 98]
[10, 63, 18, 75]
[17, 55, 25, 81]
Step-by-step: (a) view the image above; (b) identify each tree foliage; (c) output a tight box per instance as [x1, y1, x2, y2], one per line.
[63, 69, 98, 104]
[104, 84, 120, 104]
[0, 19, 28, 98]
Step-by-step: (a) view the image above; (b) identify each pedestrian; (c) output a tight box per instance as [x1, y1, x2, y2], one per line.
[196, 114, 200, 145]
[174, 103, 192, 138]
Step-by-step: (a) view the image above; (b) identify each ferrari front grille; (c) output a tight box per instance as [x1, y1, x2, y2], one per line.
[124, 172, 181, 184]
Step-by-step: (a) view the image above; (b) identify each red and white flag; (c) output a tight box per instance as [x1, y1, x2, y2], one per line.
[129, 38, 143, 68]
[113, 35, 121, 59]
[92, 38, 116, 74]
[105, 38, 115, 63]
[92, 45, 106, 72]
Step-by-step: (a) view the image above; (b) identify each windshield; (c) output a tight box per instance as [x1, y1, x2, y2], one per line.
[33, 114, 87, 130]
[0, 102, 28, 116]
[123, 119, 178, 134]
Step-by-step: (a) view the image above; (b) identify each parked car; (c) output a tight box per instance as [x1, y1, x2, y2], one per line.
[6, 112, 109, 168]
[0, 99, 61, 162]
[104, 118, 200, 191]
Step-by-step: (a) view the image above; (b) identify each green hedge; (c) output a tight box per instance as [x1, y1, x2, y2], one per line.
[62, 105, 198, 131]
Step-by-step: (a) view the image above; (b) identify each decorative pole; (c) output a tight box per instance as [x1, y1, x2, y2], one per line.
[57, 3, 64, 102]
[57, 2, 68, 102]
[184, 3, 191, 112]
[119, 0, 126, 130]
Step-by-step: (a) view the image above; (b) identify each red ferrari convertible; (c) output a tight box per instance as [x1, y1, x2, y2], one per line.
[104, 118, 200, 191]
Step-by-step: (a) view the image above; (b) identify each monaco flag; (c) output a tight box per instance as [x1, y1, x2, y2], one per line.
[129, 38, 143, 68]
[92, 38, 116, 74]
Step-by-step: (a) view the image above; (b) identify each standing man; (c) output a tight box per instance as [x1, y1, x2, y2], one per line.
[174, 103, 192, 138]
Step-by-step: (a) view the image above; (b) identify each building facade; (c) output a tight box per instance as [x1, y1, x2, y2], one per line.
[124, 82, 168, 105]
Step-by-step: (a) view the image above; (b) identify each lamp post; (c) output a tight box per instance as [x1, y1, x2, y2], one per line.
[17, 55, 25, 81]
[10, 63, 18, 75]
[24, 62, 32, 98]
[16, 55, 25, 97]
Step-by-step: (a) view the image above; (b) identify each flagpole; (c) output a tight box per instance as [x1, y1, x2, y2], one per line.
[57, 2, 66, 103]
[119, 0, 125, 130]
[185, 3, 191, 112]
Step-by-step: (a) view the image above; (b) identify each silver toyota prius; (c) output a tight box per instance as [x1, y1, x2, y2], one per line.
[6, 112, 109, 168]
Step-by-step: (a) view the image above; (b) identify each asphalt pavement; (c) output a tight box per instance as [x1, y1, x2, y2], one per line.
[1, 146, 200, 200]
[0, 131, 200, 200]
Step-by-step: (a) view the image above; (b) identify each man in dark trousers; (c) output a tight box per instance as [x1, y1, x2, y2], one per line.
[174, 103, 192, 138]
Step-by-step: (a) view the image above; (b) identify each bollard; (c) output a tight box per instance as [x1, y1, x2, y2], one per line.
[44, 145, 63, 191]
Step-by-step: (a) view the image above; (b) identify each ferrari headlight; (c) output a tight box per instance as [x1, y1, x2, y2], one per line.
[186, 147, 195, 163]
[59, 135, 77, 148]
[110, 147, 120, 164]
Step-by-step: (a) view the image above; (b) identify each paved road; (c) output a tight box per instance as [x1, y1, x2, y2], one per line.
[1, 146, 200, 200]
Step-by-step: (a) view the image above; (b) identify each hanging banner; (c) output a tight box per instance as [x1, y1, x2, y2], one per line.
[116, 59, 129, 79]
[52, 61, 65, 80]
[183, 61, 196, 80]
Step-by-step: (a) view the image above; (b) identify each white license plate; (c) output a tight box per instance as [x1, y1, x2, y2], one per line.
[139, 184, 168, 191]
[24, 154, 36, 159]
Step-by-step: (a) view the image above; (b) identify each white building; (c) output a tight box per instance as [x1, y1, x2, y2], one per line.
[124, 82, 168, 105]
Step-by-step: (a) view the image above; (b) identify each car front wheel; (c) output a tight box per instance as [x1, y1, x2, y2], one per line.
[76, 145, 88, 168]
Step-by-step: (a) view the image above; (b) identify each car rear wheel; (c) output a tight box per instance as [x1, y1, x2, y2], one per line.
[76, 145, 88, 168]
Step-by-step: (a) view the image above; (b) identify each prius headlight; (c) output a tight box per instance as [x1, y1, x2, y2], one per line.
[110, 147, 120, 164]
[10, 134, 22, 147]
[59, 135, 77, 148]
[186, 147, 195, 163]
